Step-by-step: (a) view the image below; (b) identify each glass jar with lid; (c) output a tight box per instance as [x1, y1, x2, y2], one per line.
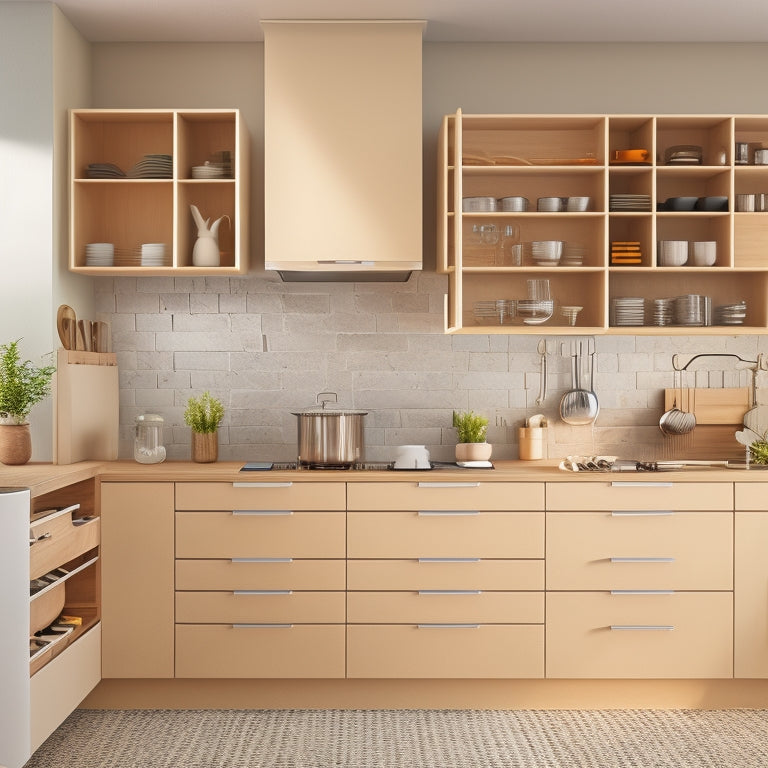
[134, 413, 166, 464]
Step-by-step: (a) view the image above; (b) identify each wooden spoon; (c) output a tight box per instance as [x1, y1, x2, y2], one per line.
[56, 304, 76, 350]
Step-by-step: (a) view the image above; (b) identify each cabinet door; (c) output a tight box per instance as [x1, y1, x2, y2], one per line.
[100, 482, 174, 678]
[735, 511, 768, 677]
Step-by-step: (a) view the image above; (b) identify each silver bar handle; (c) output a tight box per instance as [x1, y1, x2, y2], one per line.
[418, 590, 482, 595]
[611, 556, 675, 563]
[232, 509, 294, 516]
[418, 510, 480, 516]
[418, 482, 480, 488]
[231, 557, 293, 563]
[232, 623, 293, 628]
[610, 590, 675, 595]
[610, 625, 674, 631]
[611, 510, 674, 517]
[611, 482, 673, 488]
[233, 590, 292, 595]
[417, 623, 480, 629]
[233, 482, 293, 488]
[418, 557, 481, 563]
[317, 260, 375, 266]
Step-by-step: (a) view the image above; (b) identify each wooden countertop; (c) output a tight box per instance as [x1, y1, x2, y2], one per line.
[4, 459, 768, 496]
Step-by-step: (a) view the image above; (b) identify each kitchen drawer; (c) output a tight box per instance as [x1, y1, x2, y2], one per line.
[546, 482, 733, 511]
[176, 558, 345, 591]
[347, 624, 544, 678]
[176, 511, 345, 558]
[735, 483, 768, 511]
[348, 511, 543, 558]
[29, 507, 99, 580]
[176, 590, 345, 623]
[546, 591, 733, 678]
[175, 624, 345, 678]
[176, 481, 346, 511]
[347, 558, 544, 591]
[347, 590, 543, 624]
[347, 481, 543, 511]
[546, 511, 733, 590]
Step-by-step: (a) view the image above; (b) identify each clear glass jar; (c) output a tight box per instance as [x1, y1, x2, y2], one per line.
[134, 413, 166, 464]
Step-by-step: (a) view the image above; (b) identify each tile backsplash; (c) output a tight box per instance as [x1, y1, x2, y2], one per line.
[97, 273, 768, 464]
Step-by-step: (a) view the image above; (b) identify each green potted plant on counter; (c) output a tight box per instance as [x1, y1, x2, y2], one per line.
[452, 409, 492, 463]
[184, 391, 224, 463]
[0, 339, 56, 465]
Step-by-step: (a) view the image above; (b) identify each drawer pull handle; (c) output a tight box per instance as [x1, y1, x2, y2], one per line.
[417, 623, 480, 629]
[417, 510, 480, 516]
[418, 482, 481, 488]
[30, 531, 53, 543]
[233, 590, 292, 595]
[232, 623, 293, 628]
[610, 482, 673, 488]
[231, 557, 293, 563]
[232, 510, 294, 516]
[610, 590, 675, 595]
[610, 557, 675, 563]
[610, 625, 674, 631]
[418, 557, 481, 563]
[232, 482, 294, 488]
[418, 590, 482, 595]
[611, 510, 674, 517]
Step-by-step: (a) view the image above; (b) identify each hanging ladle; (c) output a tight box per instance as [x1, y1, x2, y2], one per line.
[659, 368, 696, 435]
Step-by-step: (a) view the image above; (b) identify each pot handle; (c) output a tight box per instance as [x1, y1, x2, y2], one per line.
[317, 392, 338, 409]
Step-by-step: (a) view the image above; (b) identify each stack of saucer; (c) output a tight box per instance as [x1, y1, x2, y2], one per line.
[127, 154, 173, 178]
[651, 297, 675, 326]
[610, 297, 646, 326]
[139, 243, 166, 266]
[609, 193, 651, 211]
[85, 242, 114, 266]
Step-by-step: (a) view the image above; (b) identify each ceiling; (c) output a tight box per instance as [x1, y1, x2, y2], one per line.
[14, 0, 768, 43]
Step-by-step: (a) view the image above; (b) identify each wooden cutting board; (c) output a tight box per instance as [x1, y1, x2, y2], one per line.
[663, 387, 750, 425]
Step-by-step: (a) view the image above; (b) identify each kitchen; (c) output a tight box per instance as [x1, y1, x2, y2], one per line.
[4, 1, 768, 766]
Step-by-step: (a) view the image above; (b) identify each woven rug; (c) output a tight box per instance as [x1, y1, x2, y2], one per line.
[24, 708, 768, 767]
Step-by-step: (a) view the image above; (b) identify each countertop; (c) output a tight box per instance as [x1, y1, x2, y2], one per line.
[3, 459, 768, 497]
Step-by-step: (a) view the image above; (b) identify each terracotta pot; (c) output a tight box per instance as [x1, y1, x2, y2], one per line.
[455, 442, 492, 462]
[0, 423, 32, 465]
[191, 430, 218, 463]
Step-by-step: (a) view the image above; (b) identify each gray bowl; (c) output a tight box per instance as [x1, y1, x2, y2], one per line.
[695, 196, 728, 211]
[663, 197, 698, 211]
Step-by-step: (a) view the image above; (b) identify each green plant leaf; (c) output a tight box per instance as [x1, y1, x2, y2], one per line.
[452, 410, 489, 443]
[183, 391, 225, 433]
[0, 339, 55, 422]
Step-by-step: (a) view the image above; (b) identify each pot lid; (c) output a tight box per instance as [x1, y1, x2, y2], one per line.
[292, 392, 367, 416]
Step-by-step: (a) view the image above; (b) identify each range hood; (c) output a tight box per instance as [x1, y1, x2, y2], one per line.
[263, 20, 424, 282]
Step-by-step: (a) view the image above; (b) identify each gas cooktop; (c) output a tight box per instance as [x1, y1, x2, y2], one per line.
[241, 461, 494, 472]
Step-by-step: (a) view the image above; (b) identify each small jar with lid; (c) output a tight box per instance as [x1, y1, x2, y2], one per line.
[134, 413, 167, 464]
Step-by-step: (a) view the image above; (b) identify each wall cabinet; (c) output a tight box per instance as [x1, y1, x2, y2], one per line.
[438, 111, 768, 334]
[69, 109, 249, 275]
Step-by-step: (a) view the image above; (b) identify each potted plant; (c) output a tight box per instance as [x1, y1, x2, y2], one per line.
[452, 410, 492, 462]
[0, 339, 56, 465]
[184, 391, 224, 463]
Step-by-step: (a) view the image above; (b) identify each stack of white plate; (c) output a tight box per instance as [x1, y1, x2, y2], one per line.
[138, 243, 167, 266]
[191, 163, 228, 179]
[610, 297, 646, 326]
[85, 242, 114, 266]
[651, 297, 675, 326]
[86, 162, 125, 178]
[609, 193, 652, 211]
[127, 154, 173, 178]
[715, 301, 747, 325]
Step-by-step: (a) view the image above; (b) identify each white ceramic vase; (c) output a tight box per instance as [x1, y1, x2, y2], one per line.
[455, 442, 492, 462]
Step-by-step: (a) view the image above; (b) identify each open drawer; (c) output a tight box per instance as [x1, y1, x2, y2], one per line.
[29, 504, 99, 580]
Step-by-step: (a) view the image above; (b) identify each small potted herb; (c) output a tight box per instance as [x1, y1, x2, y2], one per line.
[184, 391, 224, 463]
[452, 410, 492, 462]
[0, 339, 56, 465]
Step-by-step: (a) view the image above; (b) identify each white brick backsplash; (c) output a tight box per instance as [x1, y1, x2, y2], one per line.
[107, 275, 763, 462]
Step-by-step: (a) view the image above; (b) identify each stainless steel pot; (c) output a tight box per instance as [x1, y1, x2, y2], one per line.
[292, 393, 367, 468]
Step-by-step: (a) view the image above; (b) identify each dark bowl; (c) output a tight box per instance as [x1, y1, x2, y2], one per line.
[663, 196, 698, 211]
[695, 196, 729, 211]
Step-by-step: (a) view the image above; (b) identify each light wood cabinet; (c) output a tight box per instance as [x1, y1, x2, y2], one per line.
[69, 109, 249, 275]
[100, 482, 174, 678]
[438, 111, 768, 334]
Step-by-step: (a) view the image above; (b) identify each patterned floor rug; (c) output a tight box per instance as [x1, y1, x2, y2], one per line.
[24, 708, 768, 768]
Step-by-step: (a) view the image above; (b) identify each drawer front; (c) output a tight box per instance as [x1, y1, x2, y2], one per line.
[547, 511, 733, 590]
[546, 482, 733, 511]
[30, 512, 99, 580]
[347, 558, 544, 591]
[347, 511, 543, 559]
[176, 558, 345, 591]
[347, 482, 543, 511]
[735, 483, 768, 511]
[176, 511, 345, 558]
[175, 481, 346, 511]
[546, 591, 733, 678]
[175, 624, 345, 678]
[176, 591, 345, 623]
[347, 591, 544, 624]
[347, 624, 544, 678]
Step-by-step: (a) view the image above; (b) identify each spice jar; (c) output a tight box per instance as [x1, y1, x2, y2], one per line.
[134, 413, 166, 464]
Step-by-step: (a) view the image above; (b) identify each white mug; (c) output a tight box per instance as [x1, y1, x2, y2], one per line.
[394, 445, 430, 469]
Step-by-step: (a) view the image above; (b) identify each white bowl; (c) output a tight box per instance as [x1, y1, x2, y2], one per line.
[692, 241, 717, 266]
[566, 196, 591, 212]
[658, 240, 688, 266]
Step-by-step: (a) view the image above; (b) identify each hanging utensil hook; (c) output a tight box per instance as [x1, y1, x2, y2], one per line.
[673, 352, 758, 372]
